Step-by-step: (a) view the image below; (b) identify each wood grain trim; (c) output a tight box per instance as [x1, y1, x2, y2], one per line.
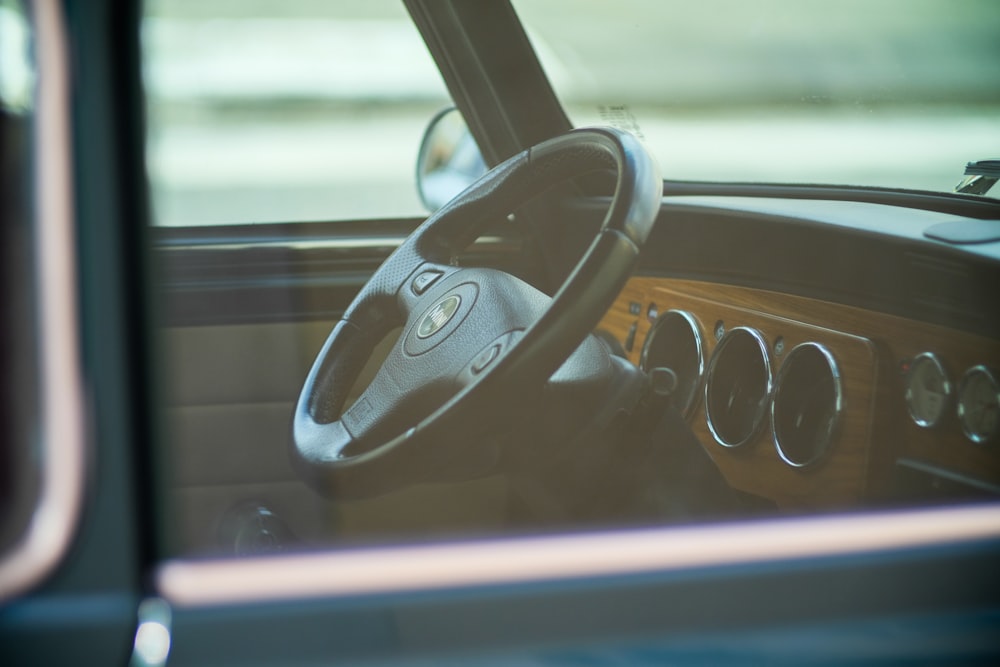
[598, 277, 1000, 510]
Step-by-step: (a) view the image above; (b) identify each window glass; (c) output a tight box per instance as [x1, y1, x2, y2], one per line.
[513, 0, 1000, 198]
[143, 0, 452, 226]
[148, 1, 999, 563]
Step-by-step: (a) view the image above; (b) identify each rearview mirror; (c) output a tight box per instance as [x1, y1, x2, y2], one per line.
[416, 107, 487, 212]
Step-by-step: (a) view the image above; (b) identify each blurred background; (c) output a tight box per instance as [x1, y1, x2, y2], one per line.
[143, 0, 1000, 227]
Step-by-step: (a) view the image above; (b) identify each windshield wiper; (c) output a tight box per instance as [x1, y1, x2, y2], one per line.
[955, 159, 1000, 195]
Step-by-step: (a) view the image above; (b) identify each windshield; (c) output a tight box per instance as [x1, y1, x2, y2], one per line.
[142, 0, 451, 226]
[512, 0, 1000, 199]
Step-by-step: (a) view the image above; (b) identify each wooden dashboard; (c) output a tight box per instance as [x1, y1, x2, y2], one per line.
[598, 277, 1000, 511]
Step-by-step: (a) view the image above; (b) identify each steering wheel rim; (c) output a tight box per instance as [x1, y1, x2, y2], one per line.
[292, 126, 662, 499]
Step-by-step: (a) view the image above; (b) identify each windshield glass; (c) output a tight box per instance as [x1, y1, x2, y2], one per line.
[142, 0, 451, 226]
[512, 0, 1000, 198]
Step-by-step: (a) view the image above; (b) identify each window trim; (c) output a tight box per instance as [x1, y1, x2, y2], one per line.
[158, 503, 1000, 607]
[0, 0, 85, 602]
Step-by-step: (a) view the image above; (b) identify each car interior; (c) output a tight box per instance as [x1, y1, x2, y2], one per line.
[147, 0, 1000, 558]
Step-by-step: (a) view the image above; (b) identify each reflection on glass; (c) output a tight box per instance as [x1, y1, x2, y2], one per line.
[0, 0, 35, 112]
[149, 0, 1000, 560]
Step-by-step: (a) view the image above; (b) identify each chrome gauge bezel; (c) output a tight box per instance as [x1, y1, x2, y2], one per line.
[957, 365, 1000, 445]
[640, 309, 705, 418]
[704, 327, 772, 448]
[771, 342, 843, 468]
[904, 352, 952, 429]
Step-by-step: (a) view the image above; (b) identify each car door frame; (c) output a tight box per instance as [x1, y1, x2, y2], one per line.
[3, 1, 1000, 665]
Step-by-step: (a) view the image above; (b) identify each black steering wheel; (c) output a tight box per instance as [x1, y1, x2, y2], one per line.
[292, 127, 662, 499]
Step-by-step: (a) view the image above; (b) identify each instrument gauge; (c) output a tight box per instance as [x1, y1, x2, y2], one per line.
[904, 352, 951, 429]
[772, 343, 842, 468]
[705, 327, 772, 448]
[640, 310, 705, 418]
[957, 366, 1000, 444]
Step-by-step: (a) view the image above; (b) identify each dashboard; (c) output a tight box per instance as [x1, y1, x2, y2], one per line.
[599, 276, 1000, 511]
[155, 193, 1000, 553]
[593, 193, 1000, 513]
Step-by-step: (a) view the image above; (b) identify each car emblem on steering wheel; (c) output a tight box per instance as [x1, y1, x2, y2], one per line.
[417, 294, 462, 339]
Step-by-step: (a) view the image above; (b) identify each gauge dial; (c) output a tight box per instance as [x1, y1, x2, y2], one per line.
[640, 310, 705, 418]
[957, 366, 1000, 444]
[705, 327, 771, 448]
[904, 352, 951, 429]
[772, 343, 842, 468]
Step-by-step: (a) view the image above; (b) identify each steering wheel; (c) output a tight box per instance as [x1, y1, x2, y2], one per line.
[292, 127, 662, 499]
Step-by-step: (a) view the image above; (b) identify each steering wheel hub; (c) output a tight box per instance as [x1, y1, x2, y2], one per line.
[404, 282, 479, 356]
[416, 294, 462, 339]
